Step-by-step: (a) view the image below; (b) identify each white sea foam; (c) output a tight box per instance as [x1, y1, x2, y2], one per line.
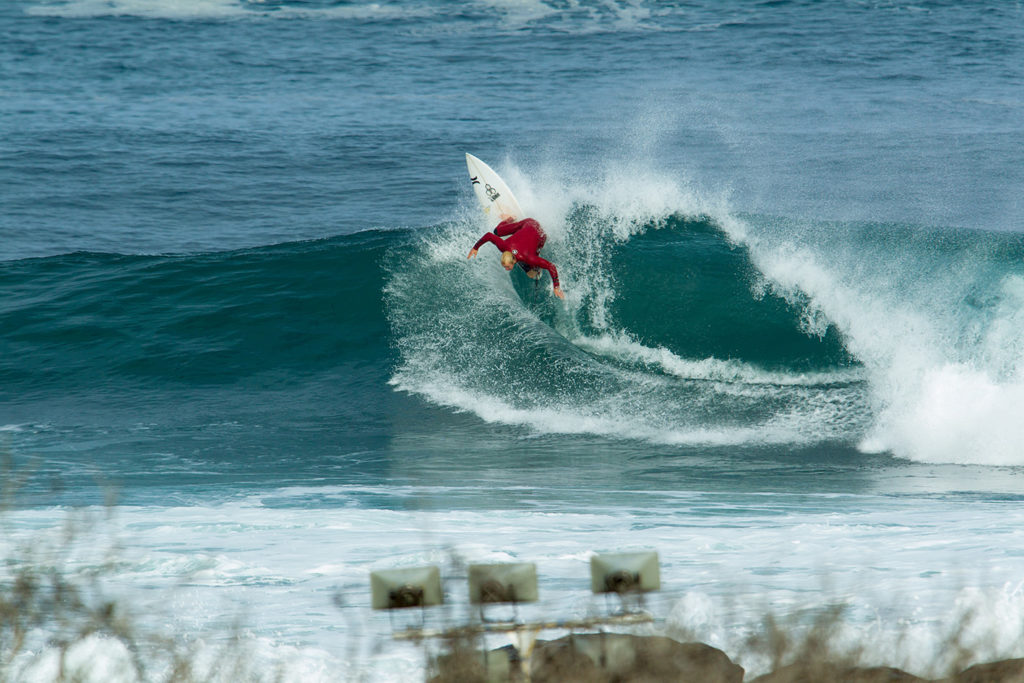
[389, 366, 860, 447]
[26, 0, 247, 19]
[573, 331, 862, 387]
[14, 634, 137, 683]
[466, 0, 664, 33]
[25, 0, 433, 20]
[4, 495, 1024, 680]
[472, 0, 556, 27]
[388, 154, 871, 449]
[25, 0, 663, 28]
[731, 219, 1024, 465]
[473, 144, 1024, 466]
[381, 132, 1024, 464]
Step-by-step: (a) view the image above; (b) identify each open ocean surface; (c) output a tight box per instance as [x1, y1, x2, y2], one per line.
[3, 0, 1024, 679]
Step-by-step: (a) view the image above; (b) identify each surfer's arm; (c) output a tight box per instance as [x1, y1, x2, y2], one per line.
[522, 254, 562, 295]
[470, 232, 507, 255]
[493, 218, 524, 237]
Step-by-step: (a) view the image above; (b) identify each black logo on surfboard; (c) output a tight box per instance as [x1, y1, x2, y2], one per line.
[470, 175, 480, 185]
[485, 183, 501, 202]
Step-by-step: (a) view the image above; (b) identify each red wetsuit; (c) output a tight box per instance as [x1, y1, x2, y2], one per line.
[472, 218, 560, 290]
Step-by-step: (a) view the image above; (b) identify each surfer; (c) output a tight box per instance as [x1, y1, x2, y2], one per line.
[468, 216, 565, 299]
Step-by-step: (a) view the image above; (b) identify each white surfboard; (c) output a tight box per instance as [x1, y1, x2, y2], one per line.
[466, 153, 523, 221]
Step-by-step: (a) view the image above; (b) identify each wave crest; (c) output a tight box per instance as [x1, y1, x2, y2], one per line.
[385, 163, 866, 448]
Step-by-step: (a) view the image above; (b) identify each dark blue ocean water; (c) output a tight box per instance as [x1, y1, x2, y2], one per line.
[3, 1, 1024, 679]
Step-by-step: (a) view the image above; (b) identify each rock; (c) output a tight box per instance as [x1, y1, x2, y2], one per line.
[429, 643, 514, 683]
[749, 663, 928, 683]
[529, 636, 606, 682]
[530, 633, 743, 683]
[951, 658, 1024, 683]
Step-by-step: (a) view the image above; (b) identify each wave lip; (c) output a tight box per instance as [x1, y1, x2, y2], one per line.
[735, 216, 1024, 466]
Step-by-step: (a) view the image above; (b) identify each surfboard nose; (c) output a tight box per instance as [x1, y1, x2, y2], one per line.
[465, 153, 523, 221]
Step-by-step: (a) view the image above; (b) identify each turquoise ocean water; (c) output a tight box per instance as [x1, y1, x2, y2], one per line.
[3, 1, 1024, 679]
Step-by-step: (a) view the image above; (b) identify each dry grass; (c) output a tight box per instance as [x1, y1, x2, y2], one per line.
[0, 455, 286, 683]
[424, 596, 1024, 683]
[3, 454, 1022, 682]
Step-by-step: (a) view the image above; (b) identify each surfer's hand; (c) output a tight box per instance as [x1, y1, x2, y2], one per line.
[553, 287, 565, 300]
[468, 248, 478, 259]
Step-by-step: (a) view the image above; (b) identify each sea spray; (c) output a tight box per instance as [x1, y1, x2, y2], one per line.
[386, 160, 867, 448]
[731, 218, 1024, 464]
